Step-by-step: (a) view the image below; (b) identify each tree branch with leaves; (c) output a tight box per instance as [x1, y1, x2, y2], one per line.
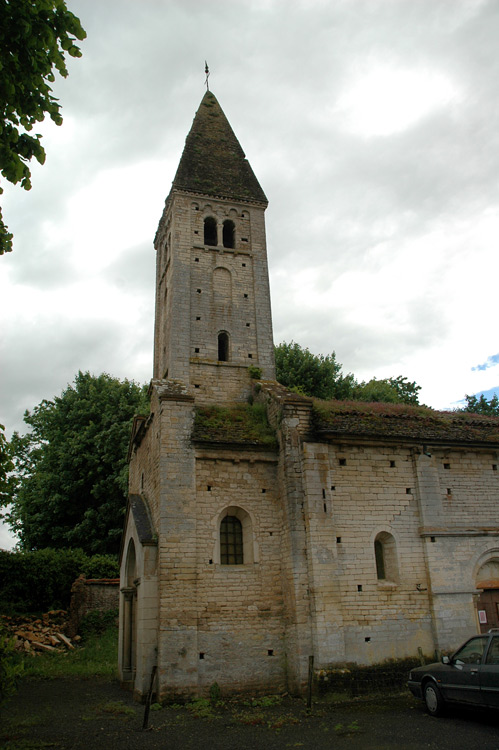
[0, 0, 86, 254]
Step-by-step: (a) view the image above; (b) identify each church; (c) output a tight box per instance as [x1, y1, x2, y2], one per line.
[119, 89, 499, 701]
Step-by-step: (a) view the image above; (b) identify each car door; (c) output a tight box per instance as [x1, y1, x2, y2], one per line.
[479, 634, 499, 708]
[439, 636, 488, 706]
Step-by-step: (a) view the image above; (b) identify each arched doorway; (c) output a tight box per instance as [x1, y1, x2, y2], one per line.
[476, 558, 499, 633]
[122, 539, 137, 678]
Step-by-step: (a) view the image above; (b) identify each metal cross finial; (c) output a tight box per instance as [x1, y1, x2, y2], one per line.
[205, 61, 210, 91]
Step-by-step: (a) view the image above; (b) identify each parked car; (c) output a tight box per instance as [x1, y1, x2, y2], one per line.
[408, 631, 499, 716]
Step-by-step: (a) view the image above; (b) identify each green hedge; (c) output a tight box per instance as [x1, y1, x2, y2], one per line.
[0, 548, 119, 614]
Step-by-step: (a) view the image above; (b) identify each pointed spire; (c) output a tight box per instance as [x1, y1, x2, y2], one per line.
[171, 91, 267, 205]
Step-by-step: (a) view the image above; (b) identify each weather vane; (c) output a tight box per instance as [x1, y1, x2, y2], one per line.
[205, 61, 210, 91]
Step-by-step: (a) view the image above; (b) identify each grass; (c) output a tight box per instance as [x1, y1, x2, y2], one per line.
[15, 623, 118, 679]
[193, 403, 277, 447]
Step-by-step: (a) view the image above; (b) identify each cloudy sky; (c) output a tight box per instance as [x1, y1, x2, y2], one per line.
[2, 0, 499, 547]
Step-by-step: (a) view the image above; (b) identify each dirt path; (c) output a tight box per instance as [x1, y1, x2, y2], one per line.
[2, 677, 499, 750]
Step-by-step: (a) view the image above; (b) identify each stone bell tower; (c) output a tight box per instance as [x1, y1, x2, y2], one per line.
[120, 91, 283, 702]
[153, 90, 275, 401]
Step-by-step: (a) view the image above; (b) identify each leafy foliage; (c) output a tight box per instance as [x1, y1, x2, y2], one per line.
[79, 608, 118, 639]
[274, 341, 356, 400]
[0, 423, 14, 507]
[3, 371, 149, 554]
[353, 376, 421, 405]
[0, 622, 22, 705]
[461, 392, 499, 416]
[0, 547, 119, 613]
[274, 342, 420, 405]
[0, 0, 86, 254]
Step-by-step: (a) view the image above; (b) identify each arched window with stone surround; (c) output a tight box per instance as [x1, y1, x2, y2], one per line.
[218, 506, 255, 565]
[223, 219, 235, 248]
[220, 515, 243, 564]
[374, 531, 399, 582]
[218, 331, 229, 361]
[204, 216, 217, 246]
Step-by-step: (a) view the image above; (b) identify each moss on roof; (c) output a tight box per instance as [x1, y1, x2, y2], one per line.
[312, 399, 499, 445]
[192, 403, 277, 449]
[171, 91, 267, 204]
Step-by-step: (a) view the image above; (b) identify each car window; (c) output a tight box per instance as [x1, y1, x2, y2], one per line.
[453, 636, 487, 665]
[485, 636, 499, 665]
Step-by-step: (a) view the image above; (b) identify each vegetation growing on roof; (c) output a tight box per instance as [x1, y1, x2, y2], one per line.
[312, 398, 499, 443]
[193, 404, 277, 448]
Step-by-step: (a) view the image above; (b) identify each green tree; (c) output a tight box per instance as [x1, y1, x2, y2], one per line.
[461, 392, 499, 416]
[354, 376, 421, 405]
[275, 341, 421, 405]
[274, 341, 356, 400]
[3, 372, 149, 555]
[0, 423, 14, 508]
[0, 0, 86, 254]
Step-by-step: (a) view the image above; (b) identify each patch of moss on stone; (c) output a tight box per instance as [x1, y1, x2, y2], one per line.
[193, 404, 277, 448]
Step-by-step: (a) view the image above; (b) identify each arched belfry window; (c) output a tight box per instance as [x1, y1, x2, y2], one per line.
[220, 515, 243, 565]
[218, 331, 229, 361]
[374, 531, 399, 583]
[204, 216, 217, 246]
[223, 219, 235, 249]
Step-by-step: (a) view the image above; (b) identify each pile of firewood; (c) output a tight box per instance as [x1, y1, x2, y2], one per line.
[1, 610, 81, 654]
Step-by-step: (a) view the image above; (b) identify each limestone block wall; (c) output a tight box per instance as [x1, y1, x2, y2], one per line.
[190, 361, 253, 404]
[193, 450, 285, 694]
[153, 193, 275, 394]
[127, 395, 161, 531]
[271, 395, 316, 693]
[415, 448, 499, 651]
[303, 442, 434, 665]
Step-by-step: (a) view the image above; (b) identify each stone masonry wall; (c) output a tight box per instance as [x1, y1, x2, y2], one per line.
[193, 450, 285, 694]
[153, 193, 275, 396]
[68, 576, 119, 637]
[302, 442, 434, 666]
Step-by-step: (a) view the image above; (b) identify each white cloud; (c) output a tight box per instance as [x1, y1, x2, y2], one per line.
[336, 62, 461, 136]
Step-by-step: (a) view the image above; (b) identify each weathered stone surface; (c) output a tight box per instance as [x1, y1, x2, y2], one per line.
[120, 88, 499, 703]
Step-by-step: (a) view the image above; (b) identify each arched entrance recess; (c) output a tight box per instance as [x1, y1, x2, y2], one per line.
[476, 558, 499, 633]
[122, 539, 137, 678]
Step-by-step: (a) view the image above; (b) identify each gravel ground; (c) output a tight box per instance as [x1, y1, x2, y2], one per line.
[2, 677, 499, 750]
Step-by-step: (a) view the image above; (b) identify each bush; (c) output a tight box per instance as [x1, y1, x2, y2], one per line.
[79, 608, 119, 639]
[0, 623, 22, 704]
[0, 548, 119, 614]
